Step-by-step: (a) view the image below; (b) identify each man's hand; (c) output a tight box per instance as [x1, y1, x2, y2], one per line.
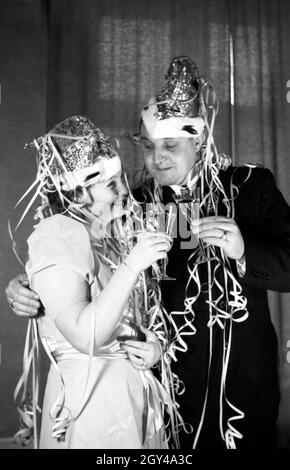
[191, 216, 245, 260]
[5, 274, 41, 317]
[120, 325, 162, 370]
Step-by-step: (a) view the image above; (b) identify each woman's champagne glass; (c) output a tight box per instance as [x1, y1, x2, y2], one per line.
[145, 202, 177, 281]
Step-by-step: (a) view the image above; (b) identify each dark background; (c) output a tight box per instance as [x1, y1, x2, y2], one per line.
[1, 0, 290, 447]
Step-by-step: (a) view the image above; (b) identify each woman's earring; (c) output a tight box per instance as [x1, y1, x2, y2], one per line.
[195, 140, 200, 151]
[77, 187, 89, 206]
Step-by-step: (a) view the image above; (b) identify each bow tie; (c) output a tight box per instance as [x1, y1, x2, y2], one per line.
[169, 185, 194, 203]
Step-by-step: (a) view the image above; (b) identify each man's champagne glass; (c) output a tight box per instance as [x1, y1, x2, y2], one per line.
[172, 188, 213, 263]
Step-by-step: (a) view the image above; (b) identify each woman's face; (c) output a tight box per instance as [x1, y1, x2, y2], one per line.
[140, 123, 198, 186]
[85, 170, 128, 222]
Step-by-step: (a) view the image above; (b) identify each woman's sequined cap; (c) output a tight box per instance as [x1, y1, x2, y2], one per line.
[49, 115, 117, 173]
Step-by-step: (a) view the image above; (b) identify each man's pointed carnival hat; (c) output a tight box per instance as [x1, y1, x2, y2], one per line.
[141, 56, 205, 140]
[141, 56, 231, 180]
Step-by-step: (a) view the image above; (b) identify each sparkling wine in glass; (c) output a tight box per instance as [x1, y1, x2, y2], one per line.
[145, 203, 177, 281]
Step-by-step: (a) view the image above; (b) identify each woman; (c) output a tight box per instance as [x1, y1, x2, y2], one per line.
[14, 115, 177, 449]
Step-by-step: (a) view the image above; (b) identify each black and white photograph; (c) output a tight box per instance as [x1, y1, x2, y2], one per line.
[1, 0, 290, 456]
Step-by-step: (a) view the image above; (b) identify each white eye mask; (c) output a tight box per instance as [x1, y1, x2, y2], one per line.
[58, 155, 122, 191]
[141, 99, 205, 141]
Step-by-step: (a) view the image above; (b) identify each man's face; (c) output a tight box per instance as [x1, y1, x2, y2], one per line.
[140, 123, 198, 186]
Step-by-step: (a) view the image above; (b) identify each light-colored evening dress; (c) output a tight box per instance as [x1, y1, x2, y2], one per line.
[25, 214, 168, 449]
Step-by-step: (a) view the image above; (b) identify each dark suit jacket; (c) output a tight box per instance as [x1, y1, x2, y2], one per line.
[133, 166, 290, 448]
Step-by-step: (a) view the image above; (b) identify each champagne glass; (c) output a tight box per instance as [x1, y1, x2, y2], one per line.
[145, 202, 177, 281]
[172, 190, 214, 264]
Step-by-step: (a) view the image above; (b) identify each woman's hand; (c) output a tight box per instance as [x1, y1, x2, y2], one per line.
[120, 325, 162, 370]
[5, 274, 41, 317]
[125, 230, 172, 274]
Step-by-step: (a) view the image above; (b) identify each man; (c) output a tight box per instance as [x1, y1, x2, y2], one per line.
[6, 56, 290, 449]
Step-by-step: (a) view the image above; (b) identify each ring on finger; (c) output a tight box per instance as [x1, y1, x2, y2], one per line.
[220, 230, 228, 241]
[10, 299, 16, 310]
